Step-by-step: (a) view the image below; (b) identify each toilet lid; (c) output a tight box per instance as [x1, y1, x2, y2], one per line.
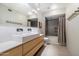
[44, 37, 48, 40]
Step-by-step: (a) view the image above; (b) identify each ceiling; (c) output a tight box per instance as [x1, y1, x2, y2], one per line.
[29, 3, 68, 13]
[1, 3, 34, 16]
[1, 3, 68, 16]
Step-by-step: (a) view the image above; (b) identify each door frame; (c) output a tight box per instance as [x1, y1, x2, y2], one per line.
[45, 17, 48, 36]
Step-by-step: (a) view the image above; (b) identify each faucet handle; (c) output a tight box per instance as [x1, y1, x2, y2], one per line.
[27, 28, 32, 31]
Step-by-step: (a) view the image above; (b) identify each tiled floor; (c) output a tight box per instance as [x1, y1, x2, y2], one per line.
[42, 45, 70, 56]
[36, 44, 70, 56]
[36, 36, 71, 56]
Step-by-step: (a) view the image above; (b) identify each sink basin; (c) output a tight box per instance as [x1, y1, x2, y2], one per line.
[14, 32, 39, 37]
[13, 33, 40, 43]
[22, 34, 40, 43]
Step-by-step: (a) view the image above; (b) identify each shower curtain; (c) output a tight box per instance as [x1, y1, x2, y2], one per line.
[58, 15, 66, 46]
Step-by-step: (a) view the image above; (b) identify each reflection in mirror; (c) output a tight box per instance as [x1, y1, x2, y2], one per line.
[27, 18, 38, 27]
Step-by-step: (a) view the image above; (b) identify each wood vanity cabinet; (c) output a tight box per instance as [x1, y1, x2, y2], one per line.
[0, 36, 44, 56]
[26, 41, 44, 56]
[23, 36, 44, 56]
[0, 45, 22, 56]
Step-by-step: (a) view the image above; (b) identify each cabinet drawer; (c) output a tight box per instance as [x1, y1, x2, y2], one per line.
[1, 45, 22, 56]
[26, 41, 44, 56]
[23, 36, 44, 55]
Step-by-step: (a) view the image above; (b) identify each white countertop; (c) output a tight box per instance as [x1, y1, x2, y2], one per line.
[0, 26, 42, 53]
[0, 41, 22, 53]
[0, 34, 43, 53]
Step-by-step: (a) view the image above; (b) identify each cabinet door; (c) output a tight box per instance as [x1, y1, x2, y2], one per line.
[23, 36, 44, 55]
[1, 45, 22, 56]
[26, 41, 44, 56]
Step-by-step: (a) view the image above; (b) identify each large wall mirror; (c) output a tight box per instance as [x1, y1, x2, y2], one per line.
[27, 18, 38, 27]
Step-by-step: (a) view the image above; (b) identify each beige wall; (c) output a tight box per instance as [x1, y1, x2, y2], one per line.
[37, 12, 45, 35]
[66, 4, 79, 55]
[66, 15, 79, 55]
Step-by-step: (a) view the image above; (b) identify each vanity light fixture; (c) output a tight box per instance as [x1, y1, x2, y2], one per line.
[32, 9, 37, 14]
[8, 9, 12, 12]
[37, 8, 40, 10]
[50, 4, 58, 10]
[28, 12, 32, 15]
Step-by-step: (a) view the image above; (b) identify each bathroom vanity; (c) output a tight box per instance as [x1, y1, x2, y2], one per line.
[0, 34, 44, 56]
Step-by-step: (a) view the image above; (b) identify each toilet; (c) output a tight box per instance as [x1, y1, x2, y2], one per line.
[44, 37, 49, 44]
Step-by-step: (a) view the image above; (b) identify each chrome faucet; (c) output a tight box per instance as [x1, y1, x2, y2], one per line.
[16, 28, 23, 32]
